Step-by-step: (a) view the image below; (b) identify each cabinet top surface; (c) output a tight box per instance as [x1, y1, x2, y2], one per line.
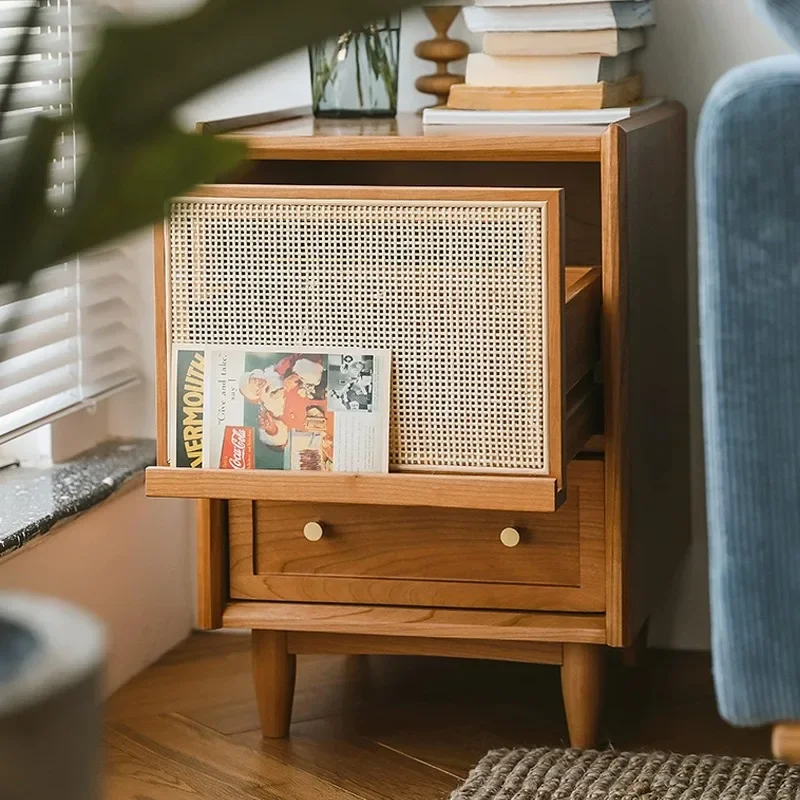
[202, 105, 681, 163]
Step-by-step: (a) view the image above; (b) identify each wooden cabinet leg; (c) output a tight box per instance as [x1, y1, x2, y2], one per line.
[561, 642, 605, 749]
[252, 630, 296, 739]
[773, 724, 800, 763]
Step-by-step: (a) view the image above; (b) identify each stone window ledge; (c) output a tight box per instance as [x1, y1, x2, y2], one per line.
[0, 439, 156, 562]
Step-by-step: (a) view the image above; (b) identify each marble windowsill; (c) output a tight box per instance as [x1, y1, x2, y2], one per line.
[0, 438, 156, 562]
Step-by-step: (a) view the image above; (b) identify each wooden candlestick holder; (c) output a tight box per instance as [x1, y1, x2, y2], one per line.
[415, 6, 470, 109]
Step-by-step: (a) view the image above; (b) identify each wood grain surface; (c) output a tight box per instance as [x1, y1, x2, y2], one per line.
[564, 267, 602, 393]
[548, 189, 567, 493]
[218, 113, 605, 162]
[153, 221, 169, 467]
[103, 631, 771, 800]
[249, 501, 581, 586]
[565, 384, 603, 468]
[601, 102, 691, 647]
[286, 633, 563, 665]
[773, 724, 800, 763]
[146, 468, 561, 513]
[228, 460, 604, 613]
[561, 642, 605, 749]
[151, 104, 691, 666]
[252, 631, 296, 739]
[221, 602, 607, 645]
[196, 499, 228, 630]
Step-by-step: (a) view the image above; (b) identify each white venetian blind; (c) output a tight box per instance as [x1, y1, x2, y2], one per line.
[0, 0, 139, 443]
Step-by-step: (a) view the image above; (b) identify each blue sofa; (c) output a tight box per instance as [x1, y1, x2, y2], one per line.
[698, 0, 800, 743]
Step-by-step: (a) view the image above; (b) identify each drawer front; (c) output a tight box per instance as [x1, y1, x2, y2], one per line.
[229, 459, 605, 612]
[253, 501, 580, 586]
[153, 185, 602, 514]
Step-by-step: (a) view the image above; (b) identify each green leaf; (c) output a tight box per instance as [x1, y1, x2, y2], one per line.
[0, 115, 62, 284]
[2, 0, 425, 285]
[48, 125, 246, 264]
[75, 0, 418, 141]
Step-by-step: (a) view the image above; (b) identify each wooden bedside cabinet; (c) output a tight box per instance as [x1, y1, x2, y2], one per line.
[146, 104, 690, 749]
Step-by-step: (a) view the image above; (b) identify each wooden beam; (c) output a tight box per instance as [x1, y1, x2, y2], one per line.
[287, 632, 563, 664]
[146, 467, 560, 513]
[195, 499, 227, 630]
[222, 602, 606, 644]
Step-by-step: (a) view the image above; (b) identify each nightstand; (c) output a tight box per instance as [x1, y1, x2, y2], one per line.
[147, 104, 690, 748]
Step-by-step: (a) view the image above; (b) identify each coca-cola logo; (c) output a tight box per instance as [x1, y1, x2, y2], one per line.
[220, 426, 254, 470]
[227, 428, 248, 469]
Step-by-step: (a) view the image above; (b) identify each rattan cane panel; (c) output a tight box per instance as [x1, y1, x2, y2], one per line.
[167, 197, 549, 473]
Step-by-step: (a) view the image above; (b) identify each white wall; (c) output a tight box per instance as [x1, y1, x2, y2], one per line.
[0, 487, 192, 694]
[118, 2, 479, 120]
[107, 0, 794, 654]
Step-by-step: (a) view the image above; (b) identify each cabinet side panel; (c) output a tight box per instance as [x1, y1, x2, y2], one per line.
[547, 190, 566, 489]
[154, 222, 169, 466]
[601, 124, 628, 645]
[602, 103, 691, 646]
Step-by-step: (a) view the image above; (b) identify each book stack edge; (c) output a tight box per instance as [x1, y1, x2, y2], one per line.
[424, 0, 661, 126]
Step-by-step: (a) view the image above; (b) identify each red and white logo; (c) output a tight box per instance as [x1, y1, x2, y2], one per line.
[219, 426, 254, 470]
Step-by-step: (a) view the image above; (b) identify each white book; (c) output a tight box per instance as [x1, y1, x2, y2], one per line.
[422, 97, 664, 126]
[465, 52, 634, 87]
[482, 29, 645, 56]
[462, 1, 655, 32]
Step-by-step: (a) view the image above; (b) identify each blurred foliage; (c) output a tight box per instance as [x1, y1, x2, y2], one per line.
[0, 0, 418, 285]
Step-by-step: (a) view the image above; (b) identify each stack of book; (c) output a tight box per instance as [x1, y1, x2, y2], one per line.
[423, 0, 659, 126]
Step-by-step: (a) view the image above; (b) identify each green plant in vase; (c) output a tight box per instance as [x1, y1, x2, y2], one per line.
[310, 16, 401, 118]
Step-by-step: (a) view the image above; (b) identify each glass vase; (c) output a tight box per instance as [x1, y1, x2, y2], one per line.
[309, 16, 401, 118]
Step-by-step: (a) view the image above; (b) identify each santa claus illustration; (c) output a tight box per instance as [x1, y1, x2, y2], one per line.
[238, 354, 327, 450]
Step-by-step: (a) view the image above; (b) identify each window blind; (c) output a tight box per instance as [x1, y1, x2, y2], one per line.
[0, 0, 139, 443]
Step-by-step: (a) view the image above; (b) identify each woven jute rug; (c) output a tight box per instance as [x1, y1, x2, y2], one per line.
[449, 747, 800, 800]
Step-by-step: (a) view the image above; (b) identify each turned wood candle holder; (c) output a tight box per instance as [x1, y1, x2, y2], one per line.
[415, 6, 470, 109]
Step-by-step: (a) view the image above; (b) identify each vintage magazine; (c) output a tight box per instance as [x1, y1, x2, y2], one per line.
[170, 346, 391, 473]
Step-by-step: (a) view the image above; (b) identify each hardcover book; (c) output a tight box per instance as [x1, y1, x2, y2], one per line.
[465, 52, 634, 87]
[481, 29, 645, 56]
[462, 1, 655, 33]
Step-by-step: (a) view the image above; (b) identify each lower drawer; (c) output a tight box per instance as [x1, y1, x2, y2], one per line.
[229, 458, 605, 612]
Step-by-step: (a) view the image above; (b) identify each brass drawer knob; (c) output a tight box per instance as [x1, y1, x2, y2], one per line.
[303, 521, 324, 542]
[500, 527, 521, 548]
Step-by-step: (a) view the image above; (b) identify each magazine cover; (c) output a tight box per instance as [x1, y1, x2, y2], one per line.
[171, 347, 206, 469]
[172, 346, 390, 473]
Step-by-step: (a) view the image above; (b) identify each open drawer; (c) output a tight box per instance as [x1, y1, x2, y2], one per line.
[146, 185, 602, 512]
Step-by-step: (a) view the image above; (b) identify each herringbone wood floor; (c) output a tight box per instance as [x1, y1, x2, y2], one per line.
[103, 632, 770, 800]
